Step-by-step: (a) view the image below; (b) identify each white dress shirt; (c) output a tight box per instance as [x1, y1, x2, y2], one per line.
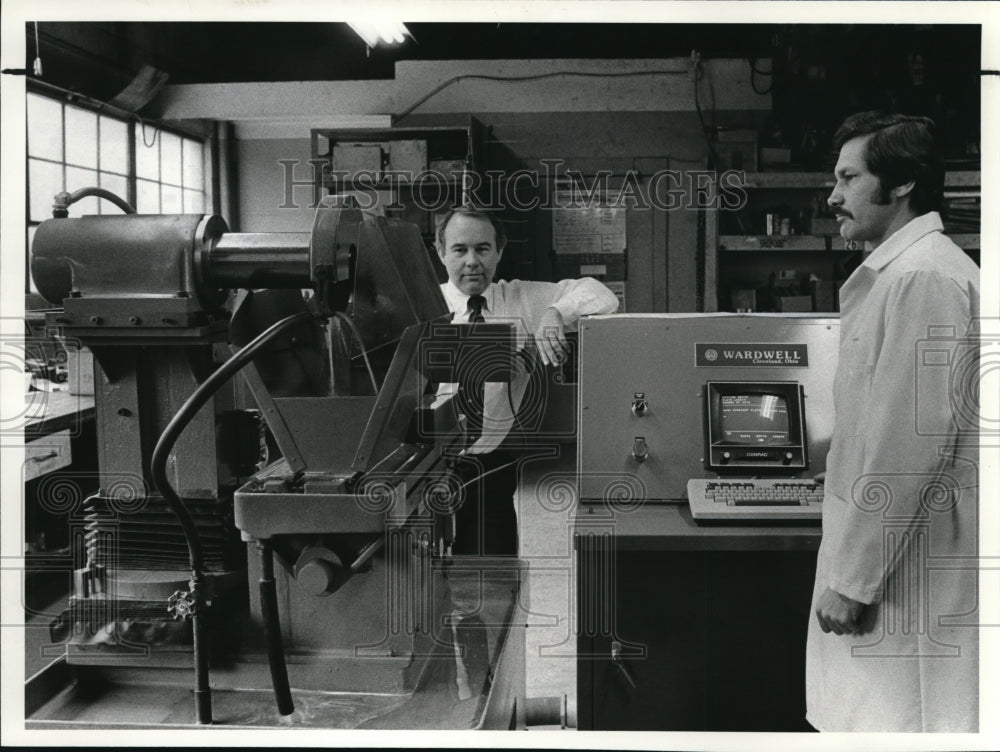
[438, 277, 619, 453]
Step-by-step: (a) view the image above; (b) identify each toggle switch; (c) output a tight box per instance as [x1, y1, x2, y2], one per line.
[632, 436, 649, 463]
[631, 392, 648, 416]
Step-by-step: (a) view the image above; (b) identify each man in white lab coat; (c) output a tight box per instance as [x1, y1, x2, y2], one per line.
[806, 112, 980, 731]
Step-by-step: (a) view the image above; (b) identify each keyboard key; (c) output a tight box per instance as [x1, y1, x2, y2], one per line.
[733, 498, 802, 506]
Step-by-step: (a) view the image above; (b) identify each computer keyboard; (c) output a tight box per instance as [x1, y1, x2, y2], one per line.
[687, 478, 823, 522]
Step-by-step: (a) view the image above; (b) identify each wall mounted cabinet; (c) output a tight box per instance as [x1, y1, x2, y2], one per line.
[311, 117, 485, 236]
[311, 116, 534, 281]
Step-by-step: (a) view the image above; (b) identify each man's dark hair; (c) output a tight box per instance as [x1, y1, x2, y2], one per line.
[434, 206, 507, 252]
[833, 111, 944, 214]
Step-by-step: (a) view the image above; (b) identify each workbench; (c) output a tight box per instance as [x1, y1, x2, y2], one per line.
[23, 390, 98, 681]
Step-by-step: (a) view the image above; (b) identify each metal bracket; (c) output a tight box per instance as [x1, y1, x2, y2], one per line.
[309, 198, 356, 312]
[611, 640, 638, 689]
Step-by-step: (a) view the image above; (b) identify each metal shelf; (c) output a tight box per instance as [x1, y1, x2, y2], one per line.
[719, 235, 846, 252]
[716, 170, 980, 313]
[720, 233, 978, 253]
[737, 170, 980, 189]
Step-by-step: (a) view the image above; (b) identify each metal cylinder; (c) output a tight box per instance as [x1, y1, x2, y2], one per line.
[524, 694, 576, 728]
[205, 233, 312, 289]
[293, 546, 349, 597]
[31, 214, 229, 309]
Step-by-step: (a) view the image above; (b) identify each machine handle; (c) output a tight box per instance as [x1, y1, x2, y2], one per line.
[29, 451, 59, 463]
[611, 640, 637, 689]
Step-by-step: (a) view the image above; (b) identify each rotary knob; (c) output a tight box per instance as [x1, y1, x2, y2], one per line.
[632, 436, 649, 463]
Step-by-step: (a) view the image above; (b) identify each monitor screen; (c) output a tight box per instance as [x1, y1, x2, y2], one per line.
[704, 381, 807, 472]
[719, 393, 790, 444]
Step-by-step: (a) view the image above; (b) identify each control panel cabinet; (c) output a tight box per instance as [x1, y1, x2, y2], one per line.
[574, 313, 831, 730]
[577, 314, 838, 504]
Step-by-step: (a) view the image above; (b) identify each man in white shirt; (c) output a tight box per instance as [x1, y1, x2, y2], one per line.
[436, 207, 618, 555]
[806, 111, 979, 731]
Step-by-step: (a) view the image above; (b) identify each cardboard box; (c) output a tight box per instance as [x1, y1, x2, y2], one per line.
[387, 140, 427, 177]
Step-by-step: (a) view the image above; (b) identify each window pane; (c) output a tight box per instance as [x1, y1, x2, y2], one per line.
[183, 189, 205, 213]
[182, 139, 204, 190]
[99, 116, 129, 174]
[99, 172, 130, 214]
[28, 158, 63, 222]
[160, 131, 182, 186]
[65, 106, 98, 169]
[161, 184, 182, 214]
[65, 167, 100, 216]
[27, 93, 63, 161]
[27, 225, 39, 293]
[135, 126, 159, 180]
[136, 179, 160, 213]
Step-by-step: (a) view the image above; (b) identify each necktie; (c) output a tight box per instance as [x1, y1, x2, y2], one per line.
[459, 294, 487, 442]
[466, 295, 487, 323]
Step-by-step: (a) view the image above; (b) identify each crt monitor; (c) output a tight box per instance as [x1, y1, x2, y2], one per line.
[704, 381, 807, 473]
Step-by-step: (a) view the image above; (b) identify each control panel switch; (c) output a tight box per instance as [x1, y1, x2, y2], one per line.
[632, 436, 649, 463]
[631, 392, 648, 416]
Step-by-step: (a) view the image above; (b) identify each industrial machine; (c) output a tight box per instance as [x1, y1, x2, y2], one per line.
[24, 189, 526, 730]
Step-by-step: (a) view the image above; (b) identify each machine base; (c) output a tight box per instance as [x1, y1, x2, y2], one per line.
[26, 560, 526, 731]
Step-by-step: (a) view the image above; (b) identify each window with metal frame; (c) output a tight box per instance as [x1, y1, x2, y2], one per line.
[26, 91, 208, 293]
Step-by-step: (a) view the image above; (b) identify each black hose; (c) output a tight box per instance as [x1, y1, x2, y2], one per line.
[192, 614, 212, 723]
[150, 308, 315, 724]
[52, 187, 136, 217]
[258, 540, 294, 716]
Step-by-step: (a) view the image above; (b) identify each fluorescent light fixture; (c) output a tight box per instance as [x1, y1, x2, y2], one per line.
[348, 21, 411, 47]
